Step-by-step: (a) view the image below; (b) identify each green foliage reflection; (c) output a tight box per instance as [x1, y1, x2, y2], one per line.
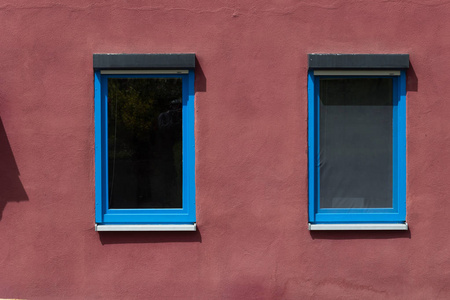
[108, 78, 183, 208]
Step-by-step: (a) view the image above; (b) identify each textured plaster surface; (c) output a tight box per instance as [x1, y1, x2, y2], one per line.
[0, 0, 449, 299]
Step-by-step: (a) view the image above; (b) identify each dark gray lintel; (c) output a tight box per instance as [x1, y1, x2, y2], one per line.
[309, 54, 409, 69]
[93, 53, 195, 70]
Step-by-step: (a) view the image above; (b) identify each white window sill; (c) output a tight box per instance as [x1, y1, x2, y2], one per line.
[95, 223, 197, 232]
[308, 223, 408, 231]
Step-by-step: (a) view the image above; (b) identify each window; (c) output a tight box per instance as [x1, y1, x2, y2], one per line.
[94, 54, 196, 231]
[308, 54, 408, 230]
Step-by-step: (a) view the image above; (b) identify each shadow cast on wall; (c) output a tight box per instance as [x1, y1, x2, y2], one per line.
[99, 229, 202, 245]
[0, 117, 28, 221]
[195, 57, 206, 92]
[310, 229, 411, 240]
[407, 62, 418, 92]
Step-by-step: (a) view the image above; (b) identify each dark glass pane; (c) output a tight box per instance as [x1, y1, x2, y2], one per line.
[108, 78, 182, 208]
[319, 78, 393, 208]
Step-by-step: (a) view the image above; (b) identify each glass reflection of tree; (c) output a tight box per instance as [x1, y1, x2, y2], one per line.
[108, 78, 182, 209]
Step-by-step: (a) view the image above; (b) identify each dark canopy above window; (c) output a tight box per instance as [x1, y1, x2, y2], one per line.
[93, 53, 196, 70]
[308, 54, 409, 70]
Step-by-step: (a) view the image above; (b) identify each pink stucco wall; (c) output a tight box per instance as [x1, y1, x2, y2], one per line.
[1, 0, 450, 299]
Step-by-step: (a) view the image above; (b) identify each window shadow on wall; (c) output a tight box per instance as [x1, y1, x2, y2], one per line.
[195, 57, 206, 92]
[0, 117, 28, 221]
[407, 62, 418, 92]
[98, 229, 202, 245]
[310, 229, 411, 240]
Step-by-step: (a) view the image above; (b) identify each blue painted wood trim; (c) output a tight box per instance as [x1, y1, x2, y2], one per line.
[314, 74, 321, 215]
[315, 213, 406, 223]
[308, 72, 407, 224]
[102, 75, 109, 222]
[187, 70, 196, 221]
[103, 214, 193, 224]
[94, 70, 103, 223]
[398, 71, 407, 220]
[94, 72, 196, 225]
[392, 76, 399, 213]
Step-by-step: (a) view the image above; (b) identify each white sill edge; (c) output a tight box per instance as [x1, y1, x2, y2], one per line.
[95, 223, 197, 232]
[308, 223, 408, 231]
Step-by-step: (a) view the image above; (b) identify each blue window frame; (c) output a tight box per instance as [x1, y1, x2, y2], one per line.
[93, 54, 195, 227]
[308, 69, 406, 225]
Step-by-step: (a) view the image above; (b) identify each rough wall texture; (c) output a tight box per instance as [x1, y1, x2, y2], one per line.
[0, 0, 449, 299]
